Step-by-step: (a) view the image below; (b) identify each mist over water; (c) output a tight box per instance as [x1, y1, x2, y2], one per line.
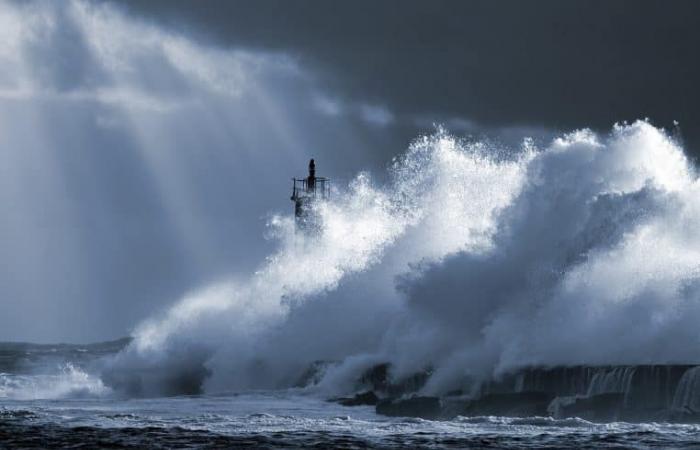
[105, 121, 700, 397]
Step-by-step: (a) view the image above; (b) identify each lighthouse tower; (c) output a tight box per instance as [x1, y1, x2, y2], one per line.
[291, 159, 330, 232]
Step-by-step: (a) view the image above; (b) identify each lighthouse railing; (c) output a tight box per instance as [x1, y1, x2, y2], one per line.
[291, 177, 330, 199]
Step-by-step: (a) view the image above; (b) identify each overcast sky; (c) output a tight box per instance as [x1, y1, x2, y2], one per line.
[1, 0, 698, 343]
[118, 0, 700, 155]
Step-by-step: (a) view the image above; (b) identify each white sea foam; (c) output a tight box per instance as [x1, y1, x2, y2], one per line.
[0, 363, 109, 400]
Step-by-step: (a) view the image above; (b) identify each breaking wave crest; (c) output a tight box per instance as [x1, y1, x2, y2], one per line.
[1, 363, 109, 400]
[104, 121, 700, 397]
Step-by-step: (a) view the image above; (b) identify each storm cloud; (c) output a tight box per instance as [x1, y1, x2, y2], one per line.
[116, 0, 700, 157]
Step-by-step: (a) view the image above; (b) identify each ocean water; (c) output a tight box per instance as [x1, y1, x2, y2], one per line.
[5, 391, 700, 449]
[1, 344, 700, 449]
[4, 391, 700, 449]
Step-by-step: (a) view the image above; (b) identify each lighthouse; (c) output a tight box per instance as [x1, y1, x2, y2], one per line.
[291, 159, 330, 232]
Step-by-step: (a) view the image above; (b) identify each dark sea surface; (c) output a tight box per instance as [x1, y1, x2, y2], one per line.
[2, 342, 700, 449]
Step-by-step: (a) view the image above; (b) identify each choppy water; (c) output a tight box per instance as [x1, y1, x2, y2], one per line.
[3, 392, 700, 449]
[1, 341, 700, 449]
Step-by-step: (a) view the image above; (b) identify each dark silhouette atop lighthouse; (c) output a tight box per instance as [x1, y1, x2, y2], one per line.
[291, 159, 330, 232]
[307, 159, 316, 191]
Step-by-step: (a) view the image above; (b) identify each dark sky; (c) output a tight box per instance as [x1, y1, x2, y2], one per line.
[117, 0, 700, 159]
[1, 0, 698, 343]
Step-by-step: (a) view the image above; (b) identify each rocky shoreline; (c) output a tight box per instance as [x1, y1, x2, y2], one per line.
[324, 364, 700, 423]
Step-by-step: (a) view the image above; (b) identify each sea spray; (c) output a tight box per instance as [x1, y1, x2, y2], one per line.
[104, 127, 524, 394]
[104, 121, 700, 397]
[389, 122, 700, 394]
[104, 171, 419, 394]
[0, 363, 109, 400]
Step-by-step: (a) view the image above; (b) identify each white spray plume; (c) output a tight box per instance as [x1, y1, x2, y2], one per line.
[108, 121, 700, 397]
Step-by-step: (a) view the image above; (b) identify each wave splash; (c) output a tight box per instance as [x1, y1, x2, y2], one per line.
[1, 363, 109, 400]
[104, 121, 700, 397]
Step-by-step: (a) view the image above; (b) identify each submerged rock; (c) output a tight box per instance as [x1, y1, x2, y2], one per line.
[549, 393, 624, 422]
[335, 390, 379, 406]
[358, 363, 431, 397]
[466, 392, 554, 418]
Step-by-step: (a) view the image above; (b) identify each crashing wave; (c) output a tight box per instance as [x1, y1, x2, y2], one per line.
[1, 363, 109, 400]
[103, 121, 700, 401]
